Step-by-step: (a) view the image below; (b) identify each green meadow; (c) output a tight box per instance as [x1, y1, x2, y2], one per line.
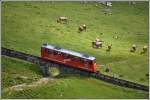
[2, 1, 149, 98]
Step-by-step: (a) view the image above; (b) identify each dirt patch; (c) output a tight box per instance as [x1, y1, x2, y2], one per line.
[3, 77, 54, 94]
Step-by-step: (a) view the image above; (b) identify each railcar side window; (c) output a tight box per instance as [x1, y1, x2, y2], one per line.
[80, 59, 84, 64]
[57, 51, 61, 55]
[70, 55, 73, 60]
[53, 51, 58, 55]
[64, 53, 69, 59]
[48, 49, 52, 54]
[72, 56, 79, 61]
[89, 61, 93, 65]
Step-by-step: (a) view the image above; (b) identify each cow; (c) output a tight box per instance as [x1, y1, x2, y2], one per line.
[130, 44, 137, 52]
[82, 24, 87, 31]
[78, 24, 87, 33]
[57, 17, 68, 24]
[92, 38, 104, 48]
[141, 45, 148, 54]
[78, 26, 84, 33]
[106, 44, 112, 52]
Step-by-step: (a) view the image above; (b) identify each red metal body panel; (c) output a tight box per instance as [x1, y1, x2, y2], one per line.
[41, 47, 96, 72]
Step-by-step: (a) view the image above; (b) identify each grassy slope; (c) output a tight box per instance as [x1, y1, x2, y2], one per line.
[2, 56, 42, 89]
[2, 56, 148, 99]
[2, 1, 148, 85]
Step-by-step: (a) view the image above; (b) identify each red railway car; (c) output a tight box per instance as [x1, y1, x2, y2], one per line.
[41, 43, 96, 72]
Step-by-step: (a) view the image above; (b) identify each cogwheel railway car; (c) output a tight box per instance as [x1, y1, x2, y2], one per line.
[41, 43, 96, 72]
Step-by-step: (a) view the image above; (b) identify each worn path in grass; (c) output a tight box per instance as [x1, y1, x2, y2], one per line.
[3, 77, 53, 95]
[2, 56, 149, 99]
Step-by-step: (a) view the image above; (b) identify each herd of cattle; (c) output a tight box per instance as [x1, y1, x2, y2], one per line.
[57, 16, 148, 54]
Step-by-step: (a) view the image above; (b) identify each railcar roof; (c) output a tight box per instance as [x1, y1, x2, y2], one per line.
[41, 44, 96, 61]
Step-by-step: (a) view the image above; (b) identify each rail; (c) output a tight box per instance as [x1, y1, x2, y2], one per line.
[1, 47, 149, 92]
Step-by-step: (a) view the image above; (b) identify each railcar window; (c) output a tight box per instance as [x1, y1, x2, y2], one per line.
[53, 51, 58, 55]
[89, 61, 93, 65]
[64, 54, 69, 59]
[70, 55, 73, 60]
[83, 59, 88, 62]
[80, 59, 85, 64]
[57, 51, 61, 55]
[61, 53, 65, 57]
[72, 56, 79, 61]
[48, 49, 53, 54]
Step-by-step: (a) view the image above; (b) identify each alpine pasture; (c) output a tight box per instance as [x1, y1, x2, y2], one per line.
[2, 1, 149, 98]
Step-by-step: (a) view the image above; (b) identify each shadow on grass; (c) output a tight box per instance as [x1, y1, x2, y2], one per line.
[54, 73, 89, 80]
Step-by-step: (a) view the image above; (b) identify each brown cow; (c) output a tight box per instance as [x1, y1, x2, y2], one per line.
[106, 44, 112, 52]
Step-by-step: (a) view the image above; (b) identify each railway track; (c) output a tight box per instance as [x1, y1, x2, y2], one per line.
[1, 47, 149, 92]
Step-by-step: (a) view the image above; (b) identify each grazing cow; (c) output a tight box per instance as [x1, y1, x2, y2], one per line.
[57, 17, 68, 24]
[141, 45, 148, 54]
[130, 44, 137, 52]
[132, 44, 137, 51]
[78, 24, 87, 33]
[96, 41, 103, 48]
[92, 41, 96, 48]
[82, 24, 87, 31]
[143, 45, 148, 52]
[92, 38, 104, 48]
[95, 38, 100, 42]
[78, 26, 84, 33]
[106, 44, 112, 52]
